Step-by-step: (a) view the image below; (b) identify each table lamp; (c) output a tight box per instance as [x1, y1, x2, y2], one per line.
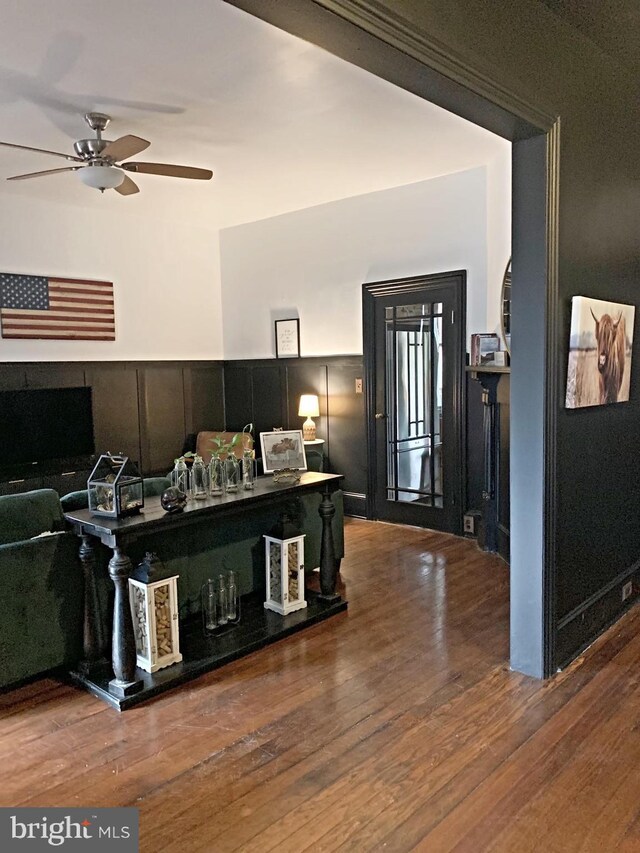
[298, 394, 320, 441]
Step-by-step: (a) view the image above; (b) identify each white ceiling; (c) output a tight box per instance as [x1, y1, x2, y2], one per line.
[0, 0, 509, 228]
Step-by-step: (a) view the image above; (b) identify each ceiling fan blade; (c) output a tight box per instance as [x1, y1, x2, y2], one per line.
[0, 141, 82, 162]
[122, 162, 213, 180]
[102, 135, 150, 162]
[114, 174, 140, 196]
[7, 166, 80, 181]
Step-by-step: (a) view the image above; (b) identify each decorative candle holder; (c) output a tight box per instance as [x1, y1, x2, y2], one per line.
[129, 552, 182, 673]
[264, 518, 307, 616]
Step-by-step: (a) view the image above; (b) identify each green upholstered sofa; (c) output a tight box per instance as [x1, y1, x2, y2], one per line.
[0, 489, 84, 689]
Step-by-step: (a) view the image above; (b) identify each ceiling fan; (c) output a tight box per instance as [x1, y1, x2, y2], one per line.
[0, 112, 213, 195]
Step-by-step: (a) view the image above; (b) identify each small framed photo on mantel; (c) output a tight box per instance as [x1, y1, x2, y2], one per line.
[275, 318, 300, 358]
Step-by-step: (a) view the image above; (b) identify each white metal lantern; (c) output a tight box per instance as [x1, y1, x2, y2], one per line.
[264, 519, 307, 616]
[129, 553, 182, 673]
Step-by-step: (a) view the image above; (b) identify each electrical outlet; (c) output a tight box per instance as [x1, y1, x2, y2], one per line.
[355, 378, 363, 394]
[622, 581, 633, 602]
[463, 514, 475, 534]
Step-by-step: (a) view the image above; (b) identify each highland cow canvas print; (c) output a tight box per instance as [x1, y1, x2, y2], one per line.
[565, 296, 635, 408]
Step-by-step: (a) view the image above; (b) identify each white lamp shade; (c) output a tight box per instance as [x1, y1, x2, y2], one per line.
[298, 394, 320, 417]
[79, 165, 125, 190]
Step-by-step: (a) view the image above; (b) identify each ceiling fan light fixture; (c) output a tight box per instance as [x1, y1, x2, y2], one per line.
[78, 164, 125, 191]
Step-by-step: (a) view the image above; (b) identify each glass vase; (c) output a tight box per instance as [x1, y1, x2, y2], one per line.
[190, 454, 208, 500]
[202, 579, 218, 633]
[170, 458, 190, 497]
[208, 454, 224, 496]
[227, 570, 238, 621]
[224, 454, 240, 493]
[217, 574, 228, 625]
[242, 450, 255, 490]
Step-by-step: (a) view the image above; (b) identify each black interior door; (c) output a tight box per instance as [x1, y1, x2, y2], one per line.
[364, 272, 465, 534]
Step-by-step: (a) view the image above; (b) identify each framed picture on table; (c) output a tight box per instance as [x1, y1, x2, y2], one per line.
[260, 429, 307, 473]
[275, 318, 300, 358]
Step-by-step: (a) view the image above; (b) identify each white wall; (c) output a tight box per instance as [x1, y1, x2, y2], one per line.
[220, 166, 503, 359]
[0, 193, 223, 362]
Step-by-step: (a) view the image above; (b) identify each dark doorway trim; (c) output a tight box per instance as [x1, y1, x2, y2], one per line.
[223, 0, 560, 679]
[362, 271, 466, 532]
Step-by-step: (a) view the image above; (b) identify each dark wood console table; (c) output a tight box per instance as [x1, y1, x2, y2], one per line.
[64, 471, 345, 710]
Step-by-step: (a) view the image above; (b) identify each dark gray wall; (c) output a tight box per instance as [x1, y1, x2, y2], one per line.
[226, 0, 640, 672]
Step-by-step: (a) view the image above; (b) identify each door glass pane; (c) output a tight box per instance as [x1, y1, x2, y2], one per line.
[385, 303, 444, 508]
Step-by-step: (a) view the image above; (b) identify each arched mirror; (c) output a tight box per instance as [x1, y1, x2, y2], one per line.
[500, 258, 511, 355]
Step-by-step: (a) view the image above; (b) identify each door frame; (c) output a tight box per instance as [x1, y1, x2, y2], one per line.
[224, 0, 560, 679]
[363, 271, 466, 533]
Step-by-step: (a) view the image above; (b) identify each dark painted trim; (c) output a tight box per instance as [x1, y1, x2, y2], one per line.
[556, 561, 640, 670]
[362, 271, 466, 534]
[315, 0, 557, 132]
[343, 492, 367, 518]
[544, 119, 561, 676]
[497, 522, 510, 563]
[362, 291, 378, 520]
[557, 560, 639, 633]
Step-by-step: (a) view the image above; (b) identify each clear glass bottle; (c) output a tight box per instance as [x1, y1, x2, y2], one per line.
[170, 457, 190, 496]
[208, 454, 224, 496]
[190, 454, 208, 500]
[217, 574, 228, 625]
[202, 579, 218, 632]
[242, 450, 255, 490]
[224, 454, 240, 493]
[227, 570, 238, 621]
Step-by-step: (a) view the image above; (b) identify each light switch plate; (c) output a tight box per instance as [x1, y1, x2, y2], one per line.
[355, 378, 363, 394]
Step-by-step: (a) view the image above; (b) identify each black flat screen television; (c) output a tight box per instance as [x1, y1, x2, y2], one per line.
[0, 386, 94, 468]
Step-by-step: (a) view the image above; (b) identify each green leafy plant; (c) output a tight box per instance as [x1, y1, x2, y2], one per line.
[210, 423, 254, 458]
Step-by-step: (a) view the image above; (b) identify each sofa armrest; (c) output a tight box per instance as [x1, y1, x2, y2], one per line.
[0, 489, 65, 545]
[0, 534, 84, 688]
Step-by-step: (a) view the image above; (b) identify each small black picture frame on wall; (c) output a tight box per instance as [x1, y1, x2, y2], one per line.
[275, 318, 300, 358]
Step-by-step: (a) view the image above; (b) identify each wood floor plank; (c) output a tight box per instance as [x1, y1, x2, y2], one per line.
[0, 518, 637, 853]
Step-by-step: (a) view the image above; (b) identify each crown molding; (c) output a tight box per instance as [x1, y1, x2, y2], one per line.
[315, 0, 557, 132]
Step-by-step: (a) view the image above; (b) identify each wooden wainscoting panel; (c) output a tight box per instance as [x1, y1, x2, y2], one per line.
[138, 365, 186, 474]
[0, 364, 27, 389]
[251, 365, 286, 437]
[183, 363, 224, 435]
[24, 364, 86, 389]
[86, 364, 141, 464]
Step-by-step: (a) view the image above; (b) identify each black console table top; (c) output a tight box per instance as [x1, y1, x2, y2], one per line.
[64, 471, 343, 547]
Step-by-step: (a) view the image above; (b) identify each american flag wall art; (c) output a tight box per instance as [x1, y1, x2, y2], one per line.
[0, 273, 115, 340]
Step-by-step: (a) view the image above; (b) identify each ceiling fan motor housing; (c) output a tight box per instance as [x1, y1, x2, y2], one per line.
[74, 138, 110, 160]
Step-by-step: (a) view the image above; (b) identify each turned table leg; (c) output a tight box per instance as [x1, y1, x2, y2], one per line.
[318, 486, 340, 601]
[108, 545, 143, 697]
[78, 534, 105, 672]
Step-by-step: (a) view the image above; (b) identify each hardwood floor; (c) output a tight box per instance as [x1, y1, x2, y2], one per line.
[2, 518, 639, 851]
